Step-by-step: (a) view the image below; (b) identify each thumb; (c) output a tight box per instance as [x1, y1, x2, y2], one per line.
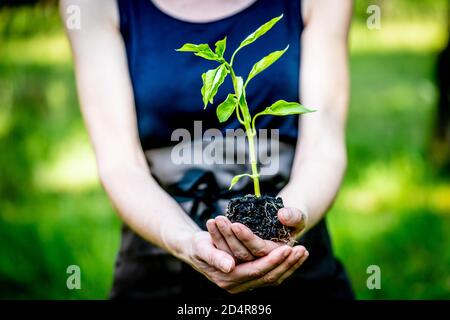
[200, 243, 235, 274]
[278, 207, 307, 230]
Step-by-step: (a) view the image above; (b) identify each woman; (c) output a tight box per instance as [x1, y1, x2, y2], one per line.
[61, 0, 353, 299]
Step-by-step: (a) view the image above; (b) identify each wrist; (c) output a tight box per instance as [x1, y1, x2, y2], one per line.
[160, 223, 200, 264]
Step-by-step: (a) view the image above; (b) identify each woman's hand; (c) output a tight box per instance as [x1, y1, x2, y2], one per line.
[206, 207, 308, 262]
[184, 231, 308, 294]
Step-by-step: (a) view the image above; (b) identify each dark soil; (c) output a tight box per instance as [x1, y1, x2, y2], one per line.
[226, 194, 293, 243]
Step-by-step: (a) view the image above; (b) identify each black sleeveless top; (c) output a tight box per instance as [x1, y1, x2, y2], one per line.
[118, 0, 302, 149]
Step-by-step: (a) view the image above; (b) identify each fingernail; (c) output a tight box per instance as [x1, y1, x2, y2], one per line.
[216, 218, 225, 228]
[282, 209, 291, 220]
[221, 260, 232, 273]
[283, 248, 291, 258]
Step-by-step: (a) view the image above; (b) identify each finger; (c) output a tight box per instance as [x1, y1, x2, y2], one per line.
[228, 246, 305, 293]
[278, 207, 306, 230]
[215, 216, 254, 261]
[229, 245, 292, 282]
[231, 223, 281, 257]
[196, 236, 235, 273]
[276, 249, 309, 284]
[206, 219, 233, 255]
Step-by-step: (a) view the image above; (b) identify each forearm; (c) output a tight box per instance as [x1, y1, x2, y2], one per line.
[280, 76, 348, 233]
[279, 128, 347, 233]
[100, 163, 200, 261]
[279, 42, 349, 233]
[280, 0, 351, 234]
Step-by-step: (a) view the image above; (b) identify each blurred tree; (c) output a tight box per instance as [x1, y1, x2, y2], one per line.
[0, 0, 54, 7]
[431, 2, 450, 174]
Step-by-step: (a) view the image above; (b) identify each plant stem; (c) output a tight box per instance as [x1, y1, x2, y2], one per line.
[226, 62, 261, 197]
[225, 63, 245, 125]
[229, 47, 241, 67]
[246, 127, 261, 197]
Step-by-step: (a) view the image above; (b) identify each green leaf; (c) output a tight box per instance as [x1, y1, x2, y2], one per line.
[201, 64, 229, 108]
[215, 37, 227, 57]
[247, 45, 289, 84]
[176, 43, 218, 61]
[176, 43, 204, 52]
[216, 94, 237, 123]
[200, 72, 207, 107]
[236, 14, 283, 51]
[229, 173, 253, 190]
[258, 100, 315, 117]
[235, 76, 244, 99]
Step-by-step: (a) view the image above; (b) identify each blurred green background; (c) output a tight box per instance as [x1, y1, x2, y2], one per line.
[0, 0, 449, 299]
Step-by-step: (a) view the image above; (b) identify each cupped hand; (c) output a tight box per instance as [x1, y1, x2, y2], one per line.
[185, 231, 308, 294]
[206, 207, 308, 262]
[206, 216, 281, 261]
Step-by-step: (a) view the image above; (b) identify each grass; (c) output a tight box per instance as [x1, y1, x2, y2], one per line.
[0, 5, 449, 299]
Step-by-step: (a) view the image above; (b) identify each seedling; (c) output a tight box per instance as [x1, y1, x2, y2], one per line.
[177, 14, 314, 242]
